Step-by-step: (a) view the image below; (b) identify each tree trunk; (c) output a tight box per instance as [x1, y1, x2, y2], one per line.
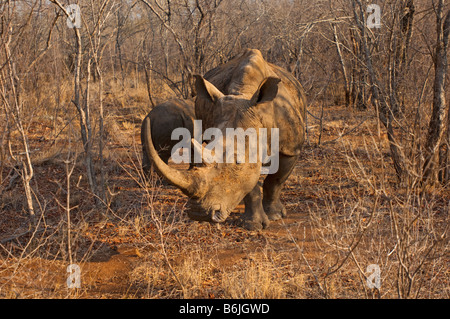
[332, 23, 350, 107]
[2, 23, 36, 225]
[144, 57, 156, 108]
[423, 3, 450, 185]
[352, 0, 406, 181]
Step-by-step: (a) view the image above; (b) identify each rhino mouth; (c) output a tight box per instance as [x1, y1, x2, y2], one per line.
[187, 209, 211, 222]
[186, 203, 228, 223]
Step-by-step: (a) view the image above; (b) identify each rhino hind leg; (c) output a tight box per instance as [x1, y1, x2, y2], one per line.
[262, 155, 299, 221]
[241, 182, 270, 231]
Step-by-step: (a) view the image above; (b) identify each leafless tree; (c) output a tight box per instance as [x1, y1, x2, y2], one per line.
[424, 0, 450, 184]
[50, 0, 118, 203]
[0, 1, 57, 226]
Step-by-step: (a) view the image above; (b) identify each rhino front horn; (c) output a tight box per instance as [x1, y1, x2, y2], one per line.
[142, 117, 196, 196]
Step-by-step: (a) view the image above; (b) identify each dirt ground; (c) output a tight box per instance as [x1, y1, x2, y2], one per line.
[1, 104, 448, 299]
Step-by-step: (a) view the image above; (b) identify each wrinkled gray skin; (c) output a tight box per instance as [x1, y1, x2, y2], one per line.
[141, 99, 195, 178]
[142, 49, 306, 230]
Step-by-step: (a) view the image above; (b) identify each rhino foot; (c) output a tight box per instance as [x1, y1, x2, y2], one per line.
[241, 215, 270, 231]
[263, 200, 287, 221]
[241, 184, 271, 230]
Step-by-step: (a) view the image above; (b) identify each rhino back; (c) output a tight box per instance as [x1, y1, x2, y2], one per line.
[268, 63, 306, 156]
[197, 49, 306, 157]
[196, 49, 270, 128]
[205, 49, 270, 96]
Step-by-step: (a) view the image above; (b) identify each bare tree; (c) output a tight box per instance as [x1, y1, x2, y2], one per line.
[0, 1, 57, 226]
[351, 0, 407, 181]
[424, 0, 450, 184]
[49, 0, 117, 203]
[332, 22, 351, 107]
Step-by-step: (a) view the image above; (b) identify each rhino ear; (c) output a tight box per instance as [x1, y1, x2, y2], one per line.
[251, 77, 281, 106]
[194, 75, 224, 104]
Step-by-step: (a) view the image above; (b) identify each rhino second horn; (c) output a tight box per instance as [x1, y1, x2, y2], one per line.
[143, 117, 195, 195]
[191, 138, 215, 164]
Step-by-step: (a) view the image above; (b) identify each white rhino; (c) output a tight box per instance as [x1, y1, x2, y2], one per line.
[142, 49, 306, 230]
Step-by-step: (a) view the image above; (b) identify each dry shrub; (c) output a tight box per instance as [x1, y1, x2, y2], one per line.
[130, 249, 217, 298]
[307, 131, 449, 299]
[220, 261, 286, 299]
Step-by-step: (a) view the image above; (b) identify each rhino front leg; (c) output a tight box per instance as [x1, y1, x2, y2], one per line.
[241, 182, 270, 231]
[142, 146, 152, 179]
[262, 154, 298, 221]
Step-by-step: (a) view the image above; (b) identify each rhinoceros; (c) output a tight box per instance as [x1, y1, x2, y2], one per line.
[140, 99, 195, 178]
[142, 49, 306, 230]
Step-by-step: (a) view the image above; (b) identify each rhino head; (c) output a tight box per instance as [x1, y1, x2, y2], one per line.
[142, 75, 280, 223]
